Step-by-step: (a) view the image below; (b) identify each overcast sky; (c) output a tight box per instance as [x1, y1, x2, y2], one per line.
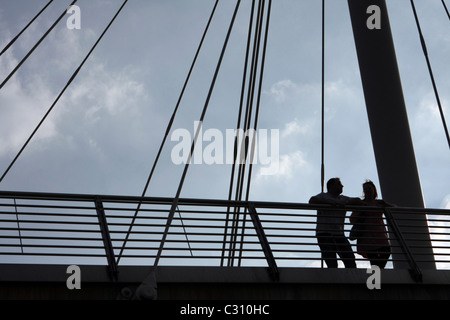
[0, 0, 449, 210]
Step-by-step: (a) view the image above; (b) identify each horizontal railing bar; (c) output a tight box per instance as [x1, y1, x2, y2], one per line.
[0, 244, 107, 249]
[1, 203, 96, 211]
[2, 230, 444, 244]
[0, 235, 103, 241]
[0, 223, 397, 234]
[0, 252, 108, 257]
[114, 255, 413, 262]
[0, 219, 100, 225]
[0, 211, 98, 218]
[0, 227, 100, 233]
[2, 190, 448, 213]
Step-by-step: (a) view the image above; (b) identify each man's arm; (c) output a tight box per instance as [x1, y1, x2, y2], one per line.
[346, 197, 365, 206]
[309, 194, 342, 205]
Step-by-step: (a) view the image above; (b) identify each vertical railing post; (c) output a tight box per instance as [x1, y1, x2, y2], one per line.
[95, 196, 119, 280]
[248, 202, 279, 281]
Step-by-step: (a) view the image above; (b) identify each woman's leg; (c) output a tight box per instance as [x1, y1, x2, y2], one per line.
[367, 246, 391, 269]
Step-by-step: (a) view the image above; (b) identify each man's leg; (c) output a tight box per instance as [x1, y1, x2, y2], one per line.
[317, 233, 338, 268]
[335, 234, 356, 268]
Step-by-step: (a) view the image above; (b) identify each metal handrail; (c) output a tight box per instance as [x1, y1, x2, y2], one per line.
[1, 191, 449, 277]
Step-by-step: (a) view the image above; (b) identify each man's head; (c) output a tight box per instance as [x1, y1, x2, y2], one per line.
[326, 177, 343, 196]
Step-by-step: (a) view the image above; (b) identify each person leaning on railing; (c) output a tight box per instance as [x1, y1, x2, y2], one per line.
[350, 180, 395, 269]
[309, 177, 365, 268]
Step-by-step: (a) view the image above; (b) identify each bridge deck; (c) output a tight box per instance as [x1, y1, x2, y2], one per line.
[1, 264, 450, 300]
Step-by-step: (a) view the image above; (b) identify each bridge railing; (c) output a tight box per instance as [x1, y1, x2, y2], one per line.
[1, 191, 449, 278]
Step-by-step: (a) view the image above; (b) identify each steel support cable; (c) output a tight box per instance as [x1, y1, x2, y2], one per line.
[236, 0, 264, 203]
[239, 0, 272, 266]
[222, 0, 255, 266]
[228, 2, 262, 266]
[442, 0, 450, 20]
[243, 0, 272, 224]
[0, 0, 78, 90]
[224, 0, 271, 267]
[221, 0, 257, 267]
[234, 0, 267, 266]
[321, 0, 326, 192]
[0, 0, 54, 56]
[0, 0, 129, 184]
[226, 0, 265, 266]
[410, 0, 450, 150]
[153, 0, 243, 267]
[116, 0, 220, 264]
[236, 0, 264, 204]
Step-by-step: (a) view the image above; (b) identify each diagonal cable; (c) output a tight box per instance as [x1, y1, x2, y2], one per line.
[0, 0, 54, 56]
[238, 0, 272, 266]
[116, 0, 220, 264]
[221, 0, 257, 267]
[442, 0, 450, 20]
[0, 0, 129, 184]
[153, 0, 243, 267]
[410, 0, 450, 150]
[0, 0, 78, 90]
[233, 0, 266, 266]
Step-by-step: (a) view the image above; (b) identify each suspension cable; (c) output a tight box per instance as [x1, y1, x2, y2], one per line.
[0, 0, 54, 56]
[116, 0, 220, 264]
[221, 0, 257, 267]
[239, 0, 272, 265]
[238, 0, 265, 203]
[229, 0, 265, 266]
[442, 0, 450, 20]
[0, 0, 78, 90]
[321, 0, 326, 192]
[153, 0, 243, 267]
[244, 0, 271, 205]
[410, 0, 450, 149]
[219, 0, 271, 267]
[0, 0, 129, 184]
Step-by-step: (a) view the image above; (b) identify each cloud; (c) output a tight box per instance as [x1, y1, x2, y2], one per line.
[65, 62, 148, 123]
[0, 18, 155, 193]
[0, 24, 149, 158]
[442, 195, 450, 210]
[256, 150, 309, 181]
[281, 118, 311, 138]
[415, 92, 449, 124]
[50, 60, 155, 170]
[277, 150, 309, 178]
[267, 79, 298, 103]
[0, 52, 58, 157]
[266, 79, 319, 105]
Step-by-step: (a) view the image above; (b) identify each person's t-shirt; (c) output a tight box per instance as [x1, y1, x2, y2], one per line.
[314, 192, 351, 235]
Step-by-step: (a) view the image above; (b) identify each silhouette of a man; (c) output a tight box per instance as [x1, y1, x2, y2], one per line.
[309, 178, 363, 268]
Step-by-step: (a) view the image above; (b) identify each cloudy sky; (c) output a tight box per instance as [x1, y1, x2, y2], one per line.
[0, 0, 449, 210]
